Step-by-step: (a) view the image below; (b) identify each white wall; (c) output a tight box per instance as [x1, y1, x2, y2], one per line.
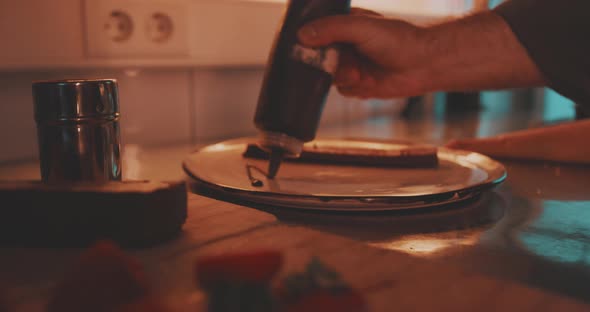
[0, 0, 480, 70]
[0, 0, 284, 70]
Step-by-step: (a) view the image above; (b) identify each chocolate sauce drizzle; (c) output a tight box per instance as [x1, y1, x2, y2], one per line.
[246, 165, 267, 187]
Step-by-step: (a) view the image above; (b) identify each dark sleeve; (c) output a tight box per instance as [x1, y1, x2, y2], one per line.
[494, 0, 590, 110]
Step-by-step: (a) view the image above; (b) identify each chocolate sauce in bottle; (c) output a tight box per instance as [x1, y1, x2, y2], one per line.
[254, 0, 351, 178]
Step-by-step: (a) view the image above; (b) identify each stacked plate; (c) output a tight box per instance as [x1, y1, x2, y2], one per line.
[183, 138, 507, 212]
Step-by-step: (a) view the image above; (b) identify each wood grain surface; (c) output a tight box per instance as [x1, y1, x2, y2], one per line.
[0, 192, 589, 311]
[136, 194, 590, 311]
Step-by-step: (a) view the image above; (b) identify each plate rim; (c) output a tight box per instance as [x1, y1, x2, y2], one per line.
[182, 137, 507, 206]
[187, 177, 487, 212]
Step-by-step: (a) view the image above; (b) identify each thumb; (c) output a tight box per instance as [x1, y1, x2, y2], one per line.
[297, 15, 377, 47]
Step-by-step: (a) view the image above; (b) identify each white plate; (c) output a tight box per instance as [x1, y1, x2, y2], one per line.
[183, 138, 507, 211]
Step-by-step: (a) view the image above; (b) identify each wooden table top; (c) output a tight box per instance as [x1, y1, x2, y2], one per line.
[2, 109, 590, 311]
[3, 192, 588, 312]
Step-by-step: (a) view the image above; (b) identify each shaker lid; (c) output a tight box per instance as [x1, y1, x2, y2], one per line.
[32, 79, 119, 122]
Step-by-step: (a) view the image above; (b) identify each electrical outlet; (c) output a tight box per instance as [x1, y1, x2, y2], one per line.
[83, 0, 189, 58]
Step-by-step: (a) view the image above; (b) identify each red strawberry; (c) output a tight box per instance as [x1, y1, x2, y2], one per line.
[47, 241, 150, 312]
[284, 289, 367, 312]
[274, 257, 367, 312]
[195, 250, 283, 288]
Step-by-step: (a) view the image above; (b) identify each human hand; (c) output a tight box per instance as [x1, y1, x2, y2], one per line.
[297, 8, 431, 99]
[297, 8, 545, 99]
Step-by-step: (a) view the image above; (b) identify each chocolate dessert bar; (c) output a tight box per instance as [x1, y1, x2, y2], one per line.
[243, 140, 439, 168]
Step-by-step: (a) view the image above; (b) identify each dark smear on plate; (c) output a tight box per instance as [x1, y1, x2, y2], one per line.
[246, 165, 267, 187]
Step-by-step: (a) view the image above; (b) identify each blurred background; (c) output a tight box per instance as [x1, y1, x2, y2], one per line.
[0, 0, 577, 163]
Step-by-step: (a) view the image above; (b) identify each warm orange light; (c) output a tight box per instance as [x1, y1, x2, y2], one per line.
[371, 232, 480, 256]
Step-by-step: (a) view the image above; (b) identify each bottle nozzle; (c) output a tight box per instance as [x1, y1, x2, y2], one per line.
[257, 131, 302, 179]
[267, 149, 284, 179]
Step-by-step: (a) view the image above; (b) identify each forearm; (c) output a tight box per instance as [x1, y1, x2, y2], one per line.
[448, 120, 590, 165]
[416, 11, 546, 93]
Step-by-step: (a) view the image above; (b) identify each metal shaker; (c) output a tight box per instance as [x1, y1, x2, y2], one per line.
[32, 79, 122, 183]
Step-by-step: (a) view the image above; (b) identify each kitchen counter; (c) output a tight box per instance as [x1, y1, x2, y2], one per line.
[1, 99, 590, 311]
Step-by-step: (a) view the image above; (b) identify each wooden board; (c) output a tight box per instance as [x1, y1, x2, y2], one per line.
[0, 180, 188, 248]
